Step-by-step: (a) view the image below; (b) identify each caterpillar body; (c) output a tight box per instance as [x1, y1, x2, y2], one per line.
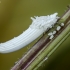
[0, 13, 59, 53]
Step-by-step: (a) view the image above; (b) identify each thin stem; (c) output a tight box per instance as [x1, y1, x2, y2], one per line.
[11, 7, 70, 70]
[33, 31, 70, 70]
[26, 22, 70, 70]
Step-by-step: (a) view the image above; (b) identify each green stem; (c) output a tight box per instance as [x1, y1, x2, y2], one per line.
[11, 7, 70, 70]
[34, 27, 70, 70]
[26, 23, 70, 70]
[26, 7, 70, 70]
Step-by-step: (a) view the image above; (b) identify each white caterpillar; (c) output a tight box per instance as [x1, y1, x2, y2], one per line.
[0, 13, 59, 53]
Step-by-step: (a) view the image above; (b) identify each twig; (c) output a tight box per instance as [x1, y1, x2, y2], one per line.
[11, 6, 70, 70]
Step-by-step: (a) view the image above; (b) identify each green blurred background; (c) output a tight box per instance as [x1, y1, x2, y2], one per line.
[0, 0, 70, 70]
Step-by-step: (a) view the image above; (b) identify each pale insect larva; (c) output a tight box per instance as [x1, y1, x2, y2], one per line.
[0, 13, 59, 53]
[56, 26, 61, 31]
[48, 30, 56, 39]
[48, 32, 53, 36]
[48, 24, 63, 39]
[52, 31, 56, 34]
[44, 57, 48, 61]
[49, 35, 54, 39]
[61, 23, 64, 26]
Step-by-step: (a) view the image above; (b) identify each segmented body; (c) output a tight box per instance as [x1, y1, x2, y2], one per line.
[0, 13, 59, 53]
